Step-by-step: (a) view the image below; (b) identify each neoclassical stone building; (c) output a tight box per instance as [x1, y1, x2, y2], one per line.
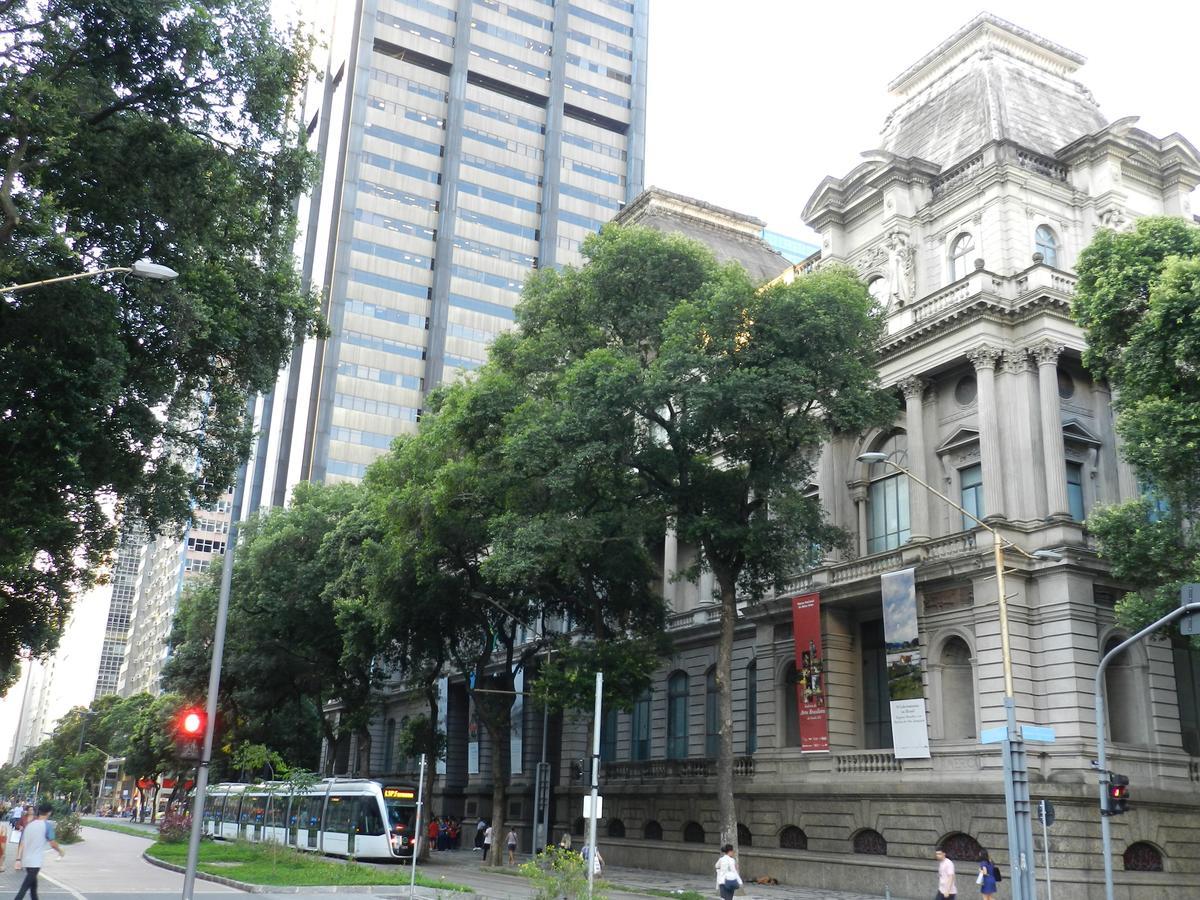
[350, 13, 1200, 898]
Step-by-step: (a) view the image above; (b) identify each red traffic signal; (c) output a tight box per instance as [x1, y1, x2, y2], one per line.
[1104, 773, 1129, 816]
[179, 708, 206, 737]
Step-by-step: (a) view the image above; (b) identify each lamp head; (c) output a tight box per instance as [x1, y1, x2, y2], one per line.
[1031, 549, 1063, 561]
[130, 259, 179, 281]
[857, 452, 888, 465]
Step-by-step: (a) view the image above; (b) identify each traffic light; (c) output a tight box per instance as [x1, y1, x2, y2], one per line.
[176, 707, 206, 761]
[571, 758, 585, 782]
[1104, 772, 1129, 816]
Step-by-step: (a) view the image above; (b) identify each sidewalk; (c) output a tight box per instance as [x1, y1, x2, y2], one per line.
[418, 847, 911, 899]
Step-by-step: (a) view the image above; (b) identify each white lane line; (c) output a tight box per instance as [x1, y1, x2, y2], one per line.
[42, 870, 88, 900]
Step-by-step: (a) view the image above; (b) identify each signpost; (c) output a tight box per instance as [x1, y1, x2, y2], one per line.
[1181, 585, 1200, 635]
[1038, 800, 1055, 900]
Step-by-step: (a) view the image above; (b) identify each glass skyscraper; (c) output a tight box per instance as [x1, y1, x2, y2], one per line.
[251, 0, 648, 505]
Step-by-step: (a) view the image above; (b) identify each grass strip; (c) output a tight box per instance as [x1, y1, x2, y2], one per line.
[82, 821, 156, 839]
[629, 890, 705, 900]
[146, 839, 470, 890]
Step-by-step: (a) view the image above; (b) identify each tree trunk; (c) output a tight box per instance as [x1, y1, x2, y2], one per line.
[715, 573, 738, 853]
[487, 719, 508, 867]
[419, 685, 439, 862]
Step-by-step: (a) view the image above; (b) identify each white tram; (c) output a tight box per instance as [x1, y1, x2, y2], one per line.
[202, 778, 420, 861]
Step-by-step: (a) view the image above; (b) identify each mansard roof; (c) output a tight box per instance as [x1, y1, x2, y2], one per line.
[615, 186, 791, 285]
[879, 13, 1106, 169]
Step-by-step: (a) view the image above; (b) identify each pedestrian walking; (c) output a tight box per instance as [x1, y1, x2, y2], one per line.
[558, 832, 573, 852]
[474, 818, 487, 851]
[935, 848, 957, 900]
[0, 808, 9, 872]
[977, 849, 1000, 897]
[715, 843, 742, 900]
[427, 817, 439, 851]
[581, 842, 603, 876]
[14, 802, 64, 900]
[482, 823, 493, 862]
[505, 826, 518, 865]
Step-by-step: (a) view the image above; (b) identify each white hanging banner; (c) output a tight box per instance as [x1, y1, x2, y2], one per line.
[881, 567, 931, 759]
[436, 677, 448, 775]
[510, 669, 524, 776]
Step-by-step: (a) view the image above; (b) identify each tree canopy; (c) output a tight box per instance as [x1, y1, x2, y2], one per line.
[1073, 217, 1200, 641]
[0, 0, 322, 691]
[490, 225, 895, 850]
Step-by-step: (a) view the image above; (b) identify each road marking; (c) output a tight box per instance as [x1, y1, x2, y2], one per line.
[43, 870, 88, 900]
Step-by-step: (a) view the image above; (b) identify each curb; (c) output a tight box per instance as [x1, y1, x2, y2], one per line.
[140, 850, 480, 897]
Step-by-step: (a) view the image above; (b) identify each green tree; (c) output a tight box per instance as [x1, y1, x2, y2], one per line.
[0, 0, 323, 691]
[163, 482, 382, 771]
[491, 226, 895, 850]
[1072, 216, 1200, 640]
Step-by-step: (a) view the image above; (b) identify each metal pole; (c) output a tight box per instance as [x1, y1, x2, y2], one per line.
[181, 428, 250, 900]
[1092, 601, 1199, 900]
[586, 672, 602, 900]
[1041, 801, 1053, 900]
[1, 267, 130, 294]
[410, 753, 427, 898]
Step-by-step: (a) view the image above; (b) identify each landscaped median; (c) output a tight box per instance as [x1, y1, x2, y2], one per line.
[143, 839, 472, 893]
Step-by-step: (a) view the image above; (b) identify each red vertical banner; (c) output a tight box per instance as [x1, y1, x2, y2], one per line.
[791, 592, 829, 752]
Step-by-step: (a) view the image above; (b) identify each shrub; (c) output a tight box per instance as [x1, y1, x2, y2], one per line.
[158, 809, 192, 844]
[48, 804, 82, 844]
[519, 846, 607, 900]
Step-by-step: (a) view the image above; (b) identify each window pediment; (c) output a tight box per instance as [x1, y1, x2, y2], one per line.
[936, 427, 980, 455]
[1062, 419, 1101, 448]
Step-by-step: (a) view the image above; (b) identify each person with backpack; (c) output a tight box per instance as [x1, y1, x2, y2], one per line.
[977, 849, 1000, 896]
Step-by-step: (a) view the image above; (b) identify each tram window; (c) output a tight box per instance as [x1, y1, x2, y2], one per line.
[297, 796, 320, 829]
[248, 794, 267, 824]
[358, 800, 385, 836]
[324, 795, 354, 834]
[266, 795, 287, 828]
[386, 798, 417, 835]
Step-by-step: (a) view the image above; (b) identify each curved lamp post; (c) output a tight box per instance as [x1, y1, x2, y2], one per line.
[857, 451, 1060, 900]
[1, 258, 178, 294]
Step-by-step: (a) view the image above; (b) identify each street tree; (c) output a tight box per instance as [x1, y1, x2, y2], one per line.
[1072, 216, 1200, 641]
[361, 368, 666, 865]
[0, 0, 323, 691]
[163, 482, 382, 771]
[491, 226, 895, 851]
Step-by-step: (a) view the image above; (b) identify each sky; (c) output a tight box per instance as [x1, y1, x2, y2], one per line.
[272, 1, 1200, 243]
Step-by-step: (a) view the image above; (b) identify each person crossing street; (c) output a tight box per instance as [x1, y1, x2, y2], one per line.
[13, 802, 63, 900]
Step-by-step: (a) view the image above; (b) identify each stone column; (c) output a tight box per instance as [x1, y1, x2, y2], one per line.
[662, 527, 678, 610]
[1034, 342, 1071, 518]
[851, 483, 868, 556]
[1102, 383, 1139, 502]
[967, 345, 1006, 520]
[900, 376, 929, 540]
[1000, 349, 1037, 521]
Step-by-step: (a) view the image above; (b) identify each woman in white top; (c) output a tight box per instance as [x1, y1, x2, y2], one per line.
[715, 843, 742, 899]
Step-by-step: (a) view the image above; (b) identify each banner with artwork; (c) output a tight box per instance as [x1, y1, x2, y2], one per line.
[790, 592, 829, 752]
[881, 567, 930, 758]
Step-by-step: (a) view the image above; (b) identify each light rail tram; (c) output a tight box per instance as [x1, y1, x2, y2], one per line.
[201, 778, 420, 861]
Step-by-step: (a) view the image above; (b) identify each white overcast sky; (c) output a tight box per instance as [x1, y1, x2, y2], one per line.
[274, 1, 1200, 241]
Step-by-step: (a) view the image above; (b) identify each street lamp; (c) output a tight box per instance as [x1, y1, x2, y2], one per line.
[86, 743, 121, 812]
[1, 258, 178, 294]
[857, 451, 1061, 900]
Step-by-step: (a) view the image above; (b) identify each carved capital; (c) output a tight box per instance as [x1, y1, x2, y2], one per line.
[1030, 341, 1065, 367]
[1000, 348, 1031, 375]
[849, 483, 869, 503]
[899, 376, 927, 402]
[966, 344, 1003, 371]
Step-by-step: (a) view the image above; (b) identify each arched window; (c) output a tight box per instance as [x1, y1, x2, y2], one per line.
[779, 826, 807, 850]
[867, 432, 911, 553]
[1123, 841, 1164, 871]
[1035, 225, 1059, 267]
[705, 667, 719, 757]
[940, 637, 976, 740]
[746, 660, 758, 754]
[1105, 637, 1147, 745]
[631, 689, 651, 760]
[683, 821, 706, 844]
[853, 828, 887, 855]
[667, 671, 689, 759]
[383, 718, 396, 772]
[949, 232, 975, 281]
[643, 820, 663, 841]
[939, 832, 982, 862]
[867, 276, 887, 307]
[781, 661, 800, 747]
[737, 823, 752, 847]
[572, 816, 585, 836]
[607, 819, 626, 838]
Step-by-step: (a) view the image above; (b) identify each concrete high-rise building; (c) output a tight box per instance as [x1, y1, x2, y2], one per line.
[93, 524, 146, 699]
[250, 0, 649, 506]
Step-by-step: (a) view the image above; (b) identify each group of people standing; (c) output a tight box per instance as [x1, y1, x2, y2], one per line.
[936, 847, 1002, 899]
[425, 815, 464, 852]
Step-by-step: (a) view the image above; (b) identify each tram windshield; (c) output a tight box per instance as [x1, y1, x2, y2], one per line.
[382, 787, 417, 835]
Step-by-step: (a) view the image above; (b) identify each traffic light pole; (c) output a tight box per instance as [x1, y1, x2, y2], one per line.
[181, 437, 250, 900]
[1093, 601, 1200, 900]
